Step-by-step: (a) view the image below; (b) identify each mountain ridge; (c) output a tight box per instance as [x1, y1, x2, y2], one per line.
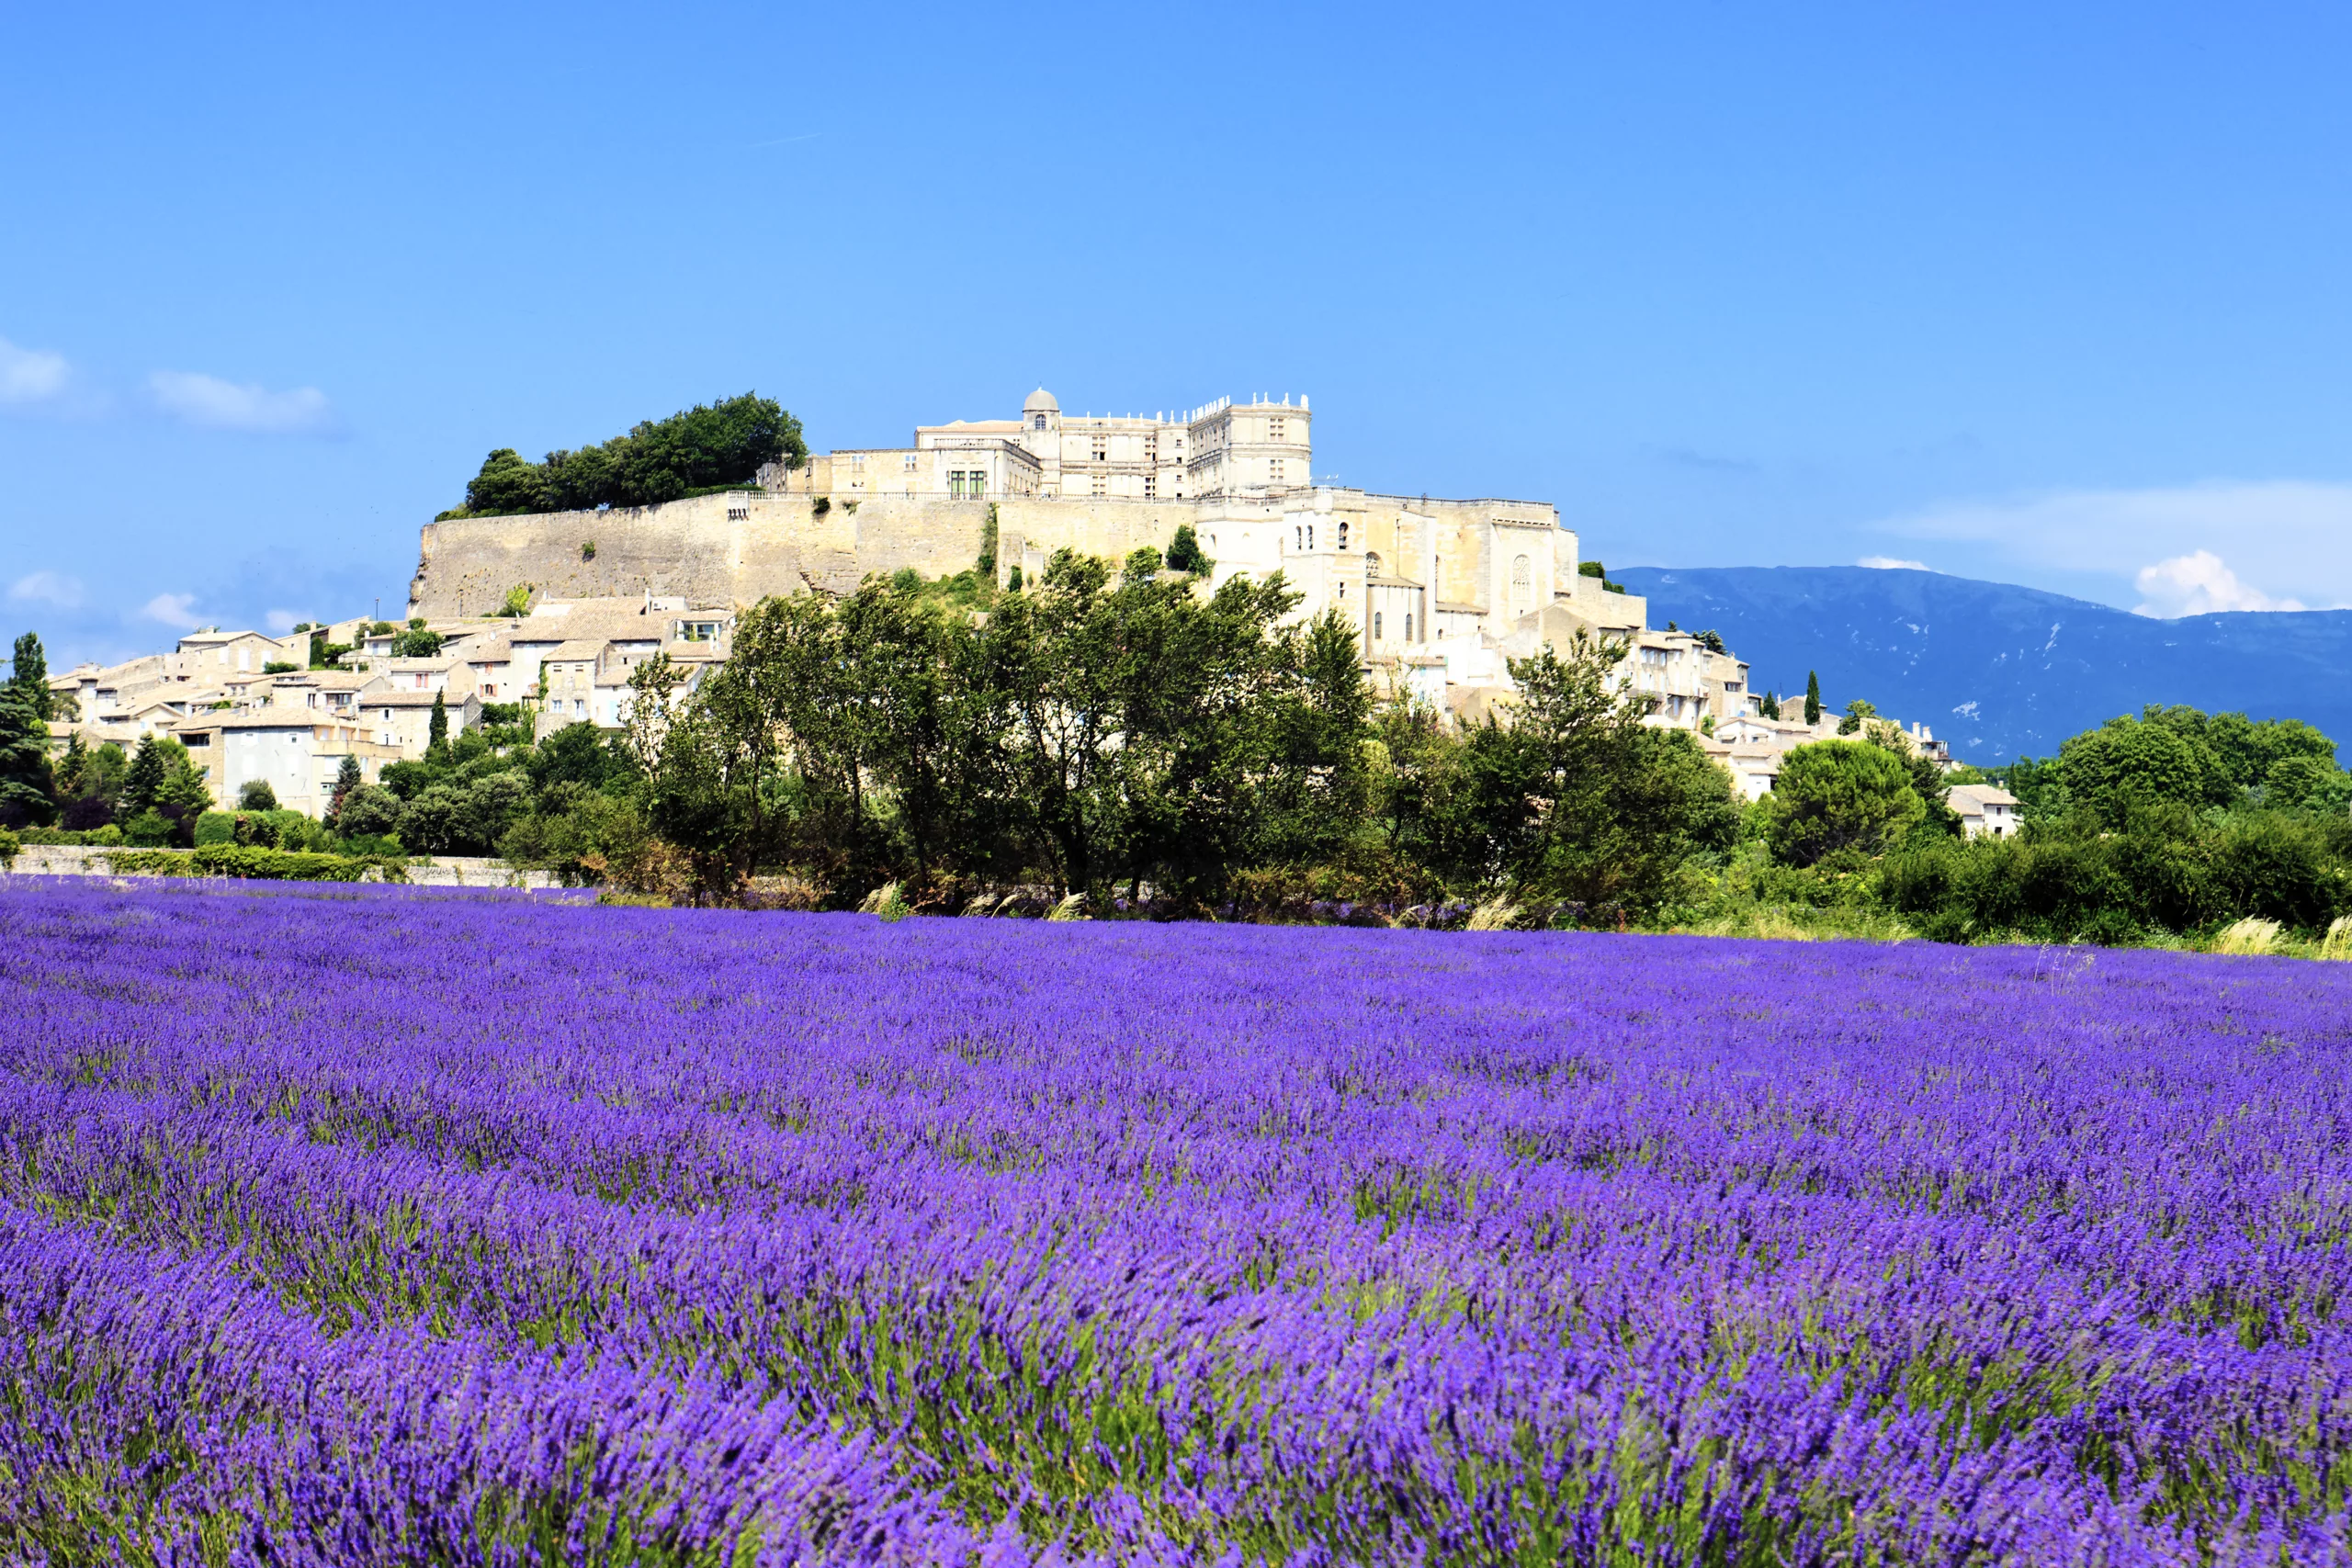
[1612, 565, 2350, 763]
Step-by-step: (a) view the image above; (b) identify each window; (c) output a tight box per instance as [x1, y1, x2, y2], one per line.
[1034, 413, 1047, 430]
[1365, 551, 1382, 578]
[1091, 476, 1106, 497]
[1143, 474, 1156, 498]
[1269, 417, 1284, 441]
[1374, 612, 1383, 640]
[1337, 521, 1349, 550]
[1511, 554, 1532, 615]
[1405, 613, 1413, 641]
[1270, 458, 1285, 484]
[902, 453, 918, 470]
[851, 454, 865, 470]
[1306, 524, 1315, 549]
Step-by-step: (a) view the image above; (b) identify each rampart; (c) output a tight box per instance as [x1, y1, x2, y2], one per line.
[409, 492, 1259, 618]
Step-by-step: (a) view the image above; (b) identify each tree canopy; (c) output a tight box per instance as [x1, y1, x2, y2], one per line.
[447, 394, 807, 518]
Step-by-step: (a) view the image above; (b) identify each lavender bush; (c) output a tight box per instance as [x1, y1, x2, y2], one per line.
[1, 878, 2348, 1564]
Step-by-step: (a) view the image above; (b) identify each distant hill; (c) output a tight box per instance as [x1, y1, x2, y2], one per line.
[1613, 565, 2352, 764]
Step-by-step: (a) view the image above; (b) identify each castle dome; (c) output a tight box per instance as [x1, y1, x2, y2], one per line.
[1023, 387, 1059, 414]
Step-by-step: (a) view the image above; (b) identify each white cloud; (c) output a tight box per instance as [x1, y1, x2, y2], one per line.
[0, 336, 70, 406]
[2132, 550, 2303, 617]
[148, 369, 334, 434]
[1883, 480, 2352, 612]
[263, 609, 305, 635]
[8, 570, 85, 608]
[141, 592, 202, 628]
[1858, 556, 1928, 570]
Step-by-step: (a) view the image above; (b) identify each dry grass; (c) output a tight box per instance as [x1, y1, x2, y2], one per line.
[2318, 915, 2352, 961]
[2211, 917, 2285, 956]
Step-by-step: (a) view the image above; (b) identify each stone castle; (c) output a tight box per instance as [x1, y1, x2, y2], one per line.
[406, 387, 1758, 741]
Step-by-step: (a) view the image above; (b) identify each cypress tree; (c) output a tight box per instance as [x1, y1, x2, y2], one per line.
[1760, 691, 1781, 720]
[427, 691, 449, 757]
[1804, 671, 1822, 728]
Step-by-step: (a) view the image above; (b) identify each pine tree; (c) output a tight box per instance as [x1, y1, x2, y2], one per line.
[120, 735, 167, 814]
[9, 632, 51, 721]
[1760, 691, 1781, 720]
[1804, 671, 1822, 728]
[0, 688, 54, 826]
[328, 753, 362, 826]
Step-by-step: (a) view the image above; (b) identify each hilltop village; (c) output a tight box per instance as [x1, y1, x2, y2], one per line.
[42, 389, 2011, 835]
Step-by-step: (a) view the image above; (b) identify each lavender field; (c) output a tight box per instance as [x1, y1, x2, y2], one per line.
[2, 881, 2349, 1564]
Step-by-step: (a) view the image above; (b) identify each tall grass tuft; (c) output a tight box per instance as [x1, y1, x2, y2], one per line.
[2212, 917, 2284, 955]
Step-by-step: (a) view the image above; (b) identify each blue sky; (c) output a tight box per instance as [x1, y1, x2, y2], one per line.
[5, 2, 2349, 666]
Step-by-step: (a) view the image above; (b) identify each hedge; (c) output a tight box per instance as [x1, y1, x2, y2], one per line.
[96, 846, 406, 882]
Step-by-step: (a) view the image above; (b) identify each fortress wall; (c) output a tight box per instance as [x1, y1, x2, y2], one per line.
[410, 492, 1232, 617]
[408, 487, 1575, 624]
[411, 493, 1007, 617]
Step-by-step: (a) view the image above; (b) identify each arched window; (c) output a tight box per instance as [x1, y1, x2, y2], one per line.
[1338, 521, 1350, 549]
[1404, 613, 1413, 641]
[1374, 611, 1384, 641]
[1365, 551, 1382, 579]
[1033, 413, 1047, 431]
[1306, 524, 1315, 549]
[1511, 554, 1532, 615]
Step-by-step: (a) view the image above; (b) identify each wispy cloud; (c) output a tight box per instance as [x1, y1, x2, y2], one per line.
[2132, 550, 2303, 617]
[0, 336, 70, 406]
[1858, 556, 1928, 570]
[149, 369, 335, 434]
[263, 609, 307, 635]
[8, 570, 85, 608]
[1883, 481, 2352, 614]
[141, 592, 203, 628]
[1653, 445, 1760, 475]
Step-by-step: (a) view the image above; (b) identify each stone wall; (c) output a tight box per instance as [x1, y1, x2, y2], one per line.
[411, 492, 1228, 618]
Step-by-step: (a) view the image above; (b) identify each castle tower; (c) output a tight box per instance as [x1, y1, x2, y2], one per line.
[1023, 387, 1062, 497]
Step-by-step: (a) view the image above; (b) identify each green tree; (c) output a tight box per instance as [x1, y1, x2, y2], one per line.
[0, 687, 55, 827]
[461, 448, 546, 515]
[119, 735, 169, 815]
[1764, 739, 1925, 866]
[9, 632, 52, 721]
[1165, 524, 1215, 575]
[452, 394, 806, 517]
[237, 779, 279, 812]
[1508, 637, 1740, 913]
[1837, 697, 1876, 736]
[392, 626, 445, 658]
[334, 785, 403, 839]
[2264, 753, 2352, 813]
[1760, 691, 1781, 720]
[2059, 717, 2209, 827]
[528, 721, 624, 794]
[326, 754, 363, 824]
[1804, 671, 1821, 727]
[426, 692, 449, 759]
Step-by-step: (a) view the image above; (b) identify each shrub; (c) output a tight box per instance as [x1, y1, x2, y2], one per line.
[122, 808, 175, 847]
[0, 827, 17, 863]
[236, 779, 280, 812]
[193, 812, 236, 846]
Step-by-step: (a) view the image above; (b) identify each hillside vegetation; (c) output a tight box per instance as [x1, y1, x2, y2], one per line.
[436, 392, 806, 519]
